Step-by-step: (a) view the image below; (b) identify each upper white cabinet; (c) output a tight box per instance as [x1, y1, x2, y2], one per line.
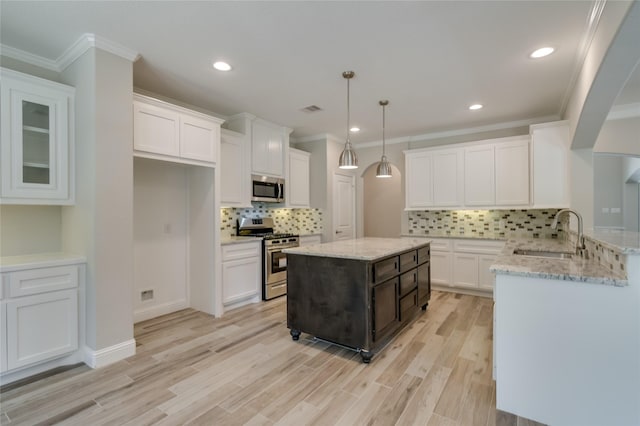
[288, 148, 310, 208]
[495, 138, 529, 205]
[133, 94, 223, 167]
[251, 119, 287, 177]
[0, 67, 75, 205]
[464, 145, 495, 206]
[530, 121, 570, 208]
[220, 128, 251, 207]
[405, 148, 463, 209]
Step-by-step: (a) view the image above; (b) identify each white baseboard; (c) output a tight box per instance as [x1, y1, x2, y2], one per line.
[133, 299, 188, 323]
[83, 339, 136, 369]
[432, 284, 493, 298]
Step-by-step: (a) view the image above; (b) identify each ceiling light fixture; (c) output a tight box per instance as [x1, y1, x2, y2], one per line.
[530, 47, 554, 59]
[376, 100, 392, 178]
[350, 126, 360, 133]
[338, 71, 358, 169]
[469, 104, 483, 110]
[213, 61, 232, 71]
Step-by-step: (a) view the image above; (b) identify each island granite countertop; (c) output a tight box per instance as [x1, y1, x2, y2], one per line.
[283, 237, 429, 261]
[491, 238, 627, 287]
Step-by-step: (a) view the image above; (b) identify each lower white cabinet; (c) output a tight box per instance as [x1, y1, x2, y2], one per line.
[1, 259, 84, 374]
[221, 241, 261, 310]
[429, 238, 504, 294]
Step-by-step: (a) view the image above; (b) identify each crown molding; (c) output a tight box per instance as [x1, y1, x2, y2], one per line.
[607, 102, 640, 120]
[354, 114, 560, 149]
[0, 44, 59, 71]
[1, 33, 139, 73]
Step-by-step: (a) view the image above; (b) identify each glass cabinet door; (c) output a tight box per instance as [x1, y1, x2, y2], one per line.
[1, 68, 74, 204]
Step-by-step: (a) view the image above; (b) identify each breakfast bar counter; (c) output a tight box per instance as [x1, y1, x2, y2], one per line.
[284, 238, 431, 362]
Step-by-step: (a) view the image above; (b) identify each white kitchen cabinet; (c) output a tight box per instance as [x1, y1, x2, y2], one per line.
[464, 144, 495, 206]
[133, 94, 223, 167]
[495, 138, 529, 205]
[428, 237, 504, 295]
[300, 235, 322, 246]
[251, 119, 286, 177]
[221, 241, 261, 310]
[0, 259, 84, 374]
[1, 67, 75, 205]
[288, 148, 310, 208]
[220, 128, 251, 207]
[405, 148, 462, 209]
[530, 121, 570, 208]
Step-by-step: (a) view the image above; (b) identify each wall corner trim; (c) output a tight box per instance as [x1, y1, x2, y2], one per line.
[83, 339, 136, 369]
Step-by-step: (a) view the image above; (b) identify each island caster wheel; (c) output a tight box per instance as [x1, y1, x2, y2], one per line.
[360, 350, 372, 364]
[421, 303, 428, 311]
[290, 329, 301, 341]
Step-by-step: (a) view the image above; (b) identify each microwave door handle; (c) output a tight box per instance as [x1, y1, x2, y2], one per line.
[278, 183, 283, 202]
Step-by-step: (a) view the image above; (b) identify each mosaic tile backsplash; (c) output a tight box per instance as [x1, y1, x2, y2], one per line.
[221, 206, 323, 238]
[567, 232, 627, 278]
[406, 209, 568, 239]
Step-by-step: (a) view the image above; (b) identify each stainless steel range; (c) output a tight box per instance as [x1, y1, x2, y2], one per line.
[237, 217, 299, 300]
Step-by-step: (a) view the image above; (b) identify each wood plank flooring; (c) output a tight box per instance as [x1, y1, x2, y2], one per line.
[0, 291, 544, 426]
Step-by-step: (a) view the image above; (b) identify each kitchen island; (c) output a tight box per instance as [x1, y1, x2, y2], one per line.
[284, 238, 430, 363]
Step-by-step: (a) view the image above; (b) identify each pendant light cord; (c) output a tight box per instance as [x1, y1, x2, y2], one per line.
[346, 77, 351, 144]
[382, 102, 386, 156]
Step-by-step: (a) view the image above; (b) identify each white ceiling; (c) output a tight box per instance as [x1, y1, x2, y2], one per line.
[2, 1, 632, 144]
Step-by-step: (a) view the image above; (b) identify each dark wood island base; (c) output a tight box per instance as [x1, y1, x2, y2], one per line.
[285, 238, 430, 363]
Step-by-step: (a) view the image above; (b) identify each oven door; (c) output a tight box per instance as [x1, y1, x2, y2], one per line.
[266, 248, 288, 284]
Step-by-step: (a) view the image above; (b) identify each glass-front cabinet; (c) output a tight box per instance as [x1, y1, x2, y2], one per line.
[1, 68, 75, 204]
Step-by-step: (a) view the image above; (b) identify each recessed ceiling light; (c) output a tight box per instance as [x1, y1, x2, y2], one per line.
[213, 61, 232, 71]
[530, 47, 554, 59]
[350, 127, 360, 132]
[469, 104, 483, 110]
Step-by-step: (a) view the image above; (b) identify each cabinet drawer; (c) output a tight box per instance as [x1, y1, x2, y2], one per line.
[6, 265, 79, 297]
[373, 256, 399, 283]
[429, 239, 452, 252]
[399, 251, 418, 272]
[222, 242, 261, 262]
[399, 270, 418, 297]
[399, 290, 418, 321]
[418, 246, 430, 264]
[453, 239, 505, 255]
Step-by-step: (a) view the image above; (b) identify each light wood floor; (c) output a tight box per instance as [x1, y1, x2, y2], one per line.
[0, 291, 544, 426]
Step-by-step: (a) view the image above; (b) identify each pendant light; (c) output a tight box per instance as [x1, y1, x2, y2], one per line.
[376, 100, 392, 178]
[338, 71, 358, 169]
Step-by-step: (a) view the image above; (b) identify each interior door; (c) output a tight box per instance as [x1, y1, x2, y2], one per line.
[333, 173, 355, 240]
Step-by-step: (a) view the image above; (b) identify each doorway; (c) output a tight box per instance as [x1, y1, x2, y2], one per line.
[333, 173, 356, 240]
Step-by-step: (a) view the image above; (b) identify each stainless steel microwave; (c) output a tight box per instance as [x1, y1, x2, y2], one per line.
[251, 174, 284, 203]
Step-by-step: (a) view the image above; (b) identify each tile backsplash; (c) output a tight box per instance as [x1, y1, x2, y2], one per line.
[221, 206, 323, 238]
[406, 209, 567, 239]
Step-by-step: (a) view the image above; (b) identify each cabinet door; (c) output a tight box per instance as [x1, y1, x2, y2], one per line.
[530, 122, 570, 208]
[433, 149, 463, 206]
[478, 255, 497, 291]
[220, 132, 249, 207]
[288, 149, 310, 207]
[372, 278, 398, 341]
[221, 256, 261, 306]
[465, 145, 495, 206]
[405, 151, 433, 208]
[453, 253, 479, 289]
[133, 100, 180, 157]
[417, 262, 431, 308]
[495, 139, 529, 205]
[1, 71, 73, 203]
[430, 251, 452, 286]
[5, 289, 78, 370]
[180, 115, 218, 163]
[252, 120, 284, 177]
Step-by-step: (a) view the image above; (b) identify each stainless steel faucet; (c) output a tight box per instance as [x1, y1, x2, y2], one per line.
[551, 209, 586, 257]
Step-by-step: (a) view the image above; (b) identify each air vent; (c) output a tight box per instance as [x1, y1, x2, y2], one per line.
[300, 105, 323, 113]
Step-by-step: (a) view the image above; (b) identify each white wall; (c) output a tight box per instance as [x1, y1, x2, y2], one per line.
[61, 47, 135, 356]
[133, 158, 188, 321]
[0, 205, 62, 256]
[593, 155, 624, 228]
[593, 116, 640, 156]
[362, 163, 402, 238]
[570, 148, 595, 231]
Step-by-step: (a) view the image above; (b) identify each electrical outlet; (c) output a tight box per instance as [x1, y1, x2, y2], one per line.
[141, 289, 154, 301]
[611, 207, 621, 213]
[602, 207, 610, 213]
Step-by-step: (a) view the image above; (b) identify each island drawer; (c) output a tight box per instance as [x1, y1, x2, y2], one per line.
[373, 256, 399, 283]
[399, 290, 418, 321]
[418, 246, 430, 264]
[399, 270, 418, 297]
[399, 251, 418, 272]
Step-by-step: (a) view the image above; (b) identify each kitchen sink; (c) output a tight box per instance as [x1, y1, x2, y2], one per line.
[512, 249, 573, 259]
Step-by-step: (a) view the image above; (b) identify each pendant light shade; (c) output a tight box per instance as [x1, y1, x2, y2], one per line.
[338, 71, 358, 169]
[376, 100, 392, 178]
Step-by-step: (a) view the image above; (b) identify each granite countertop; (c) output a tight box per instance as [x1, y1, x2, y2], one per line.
[491, 238, 627, 287]
[221, 236, 263, 245]
[401, 233, 506, 241]
[283, 237, 429, 261]
[584, 229, 640, 255]
[0, 252, 86, 272]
